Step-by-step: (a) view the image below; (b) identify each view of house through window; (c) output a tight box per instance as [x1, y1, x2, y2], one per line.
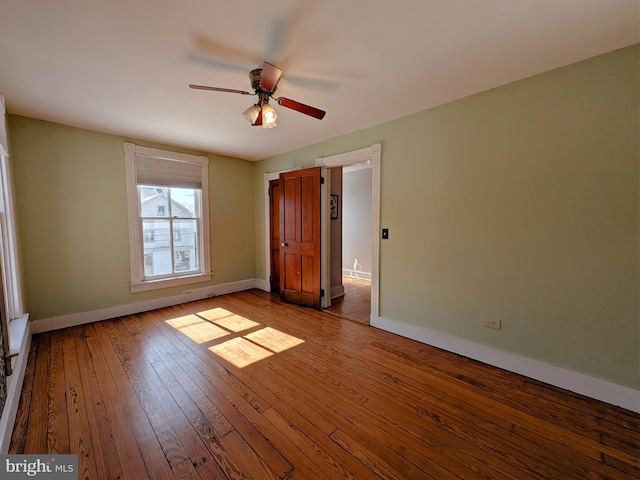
[139, 186, 200, 279]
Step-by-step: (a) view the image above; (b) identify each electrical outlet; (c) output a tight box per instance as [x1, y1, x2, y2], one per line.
[482, 316, 501, 330]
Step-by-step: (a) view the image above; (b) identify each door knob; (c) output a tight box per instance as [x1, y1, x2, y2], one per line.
[281, 242, 287, 247]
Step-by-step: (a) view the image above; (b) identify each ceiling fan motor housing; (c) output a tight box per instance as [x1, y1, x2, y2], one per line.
[250, 68, 276, 94]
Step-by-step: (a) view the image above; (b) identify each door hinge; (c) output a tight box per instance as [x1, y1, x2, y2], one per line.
[268, 187, 271, 196]
[269, 275, 272, 283]
[320, 289, 325, 298]
[320, 176, 325, 184]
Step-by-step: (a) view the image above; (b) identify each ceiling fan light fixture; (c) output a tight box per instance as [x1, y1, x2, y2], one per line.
[191, 61, 325, 128]
[261, 103, 277, 129]
[242, 104, 261, 124]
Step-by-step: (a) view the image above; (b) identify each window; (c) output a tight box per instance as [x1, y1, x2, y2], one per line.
[0, 94, 24, 321]
[124, 143, 211, 292]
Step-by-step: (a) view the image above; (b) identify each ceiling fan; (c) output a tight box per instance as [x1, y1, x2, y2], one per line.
[189, 61, 326, 128]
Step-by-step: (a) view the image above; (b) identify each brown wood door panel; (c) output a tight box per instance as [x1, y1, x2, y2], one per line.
[269, 179, 281, 294]
[283, 253, 300, 291]
[279, 167, 321, 309]
[282, 176, 299, 242]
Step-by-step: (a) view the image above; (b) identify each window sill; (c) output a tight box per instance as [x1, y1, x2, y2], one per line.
[9, 313, 29, 354]
[130, 273, 212, 293]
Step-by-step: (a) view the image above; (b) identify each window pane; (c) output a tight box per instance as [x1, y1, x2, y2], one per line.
[170, 187, 197, 218]
[142, 219, 172, 277]
[139, 186, 169, 218]
[173, 219, 198, 272]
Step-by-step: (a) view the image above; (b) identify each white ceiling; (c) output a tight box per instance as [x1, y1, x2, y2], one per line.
[0, 0, 637, 161]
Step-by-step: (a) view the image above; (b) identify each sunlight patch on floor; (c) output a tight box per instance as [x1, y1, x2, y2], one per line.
[165, 314, 230, 344]
[245, 327, 305, 353]
[209, 337, 274, 368]
[166, 307, 306, 368]
[196, 307, 261, 332]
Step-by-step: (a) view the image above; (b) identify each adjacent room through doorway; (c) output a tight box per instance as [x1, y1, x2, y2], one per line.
[325, 162, 373, 324]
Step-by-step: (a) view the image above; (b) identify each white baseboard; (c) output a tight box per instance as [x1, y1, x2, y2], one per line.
[0, 314, 32, 453]
[371, 315, 640, 413]
[342, 268, 372, 281]
[31, 278, 259, 334]
[255, 278, 270, 292]
[330, 285, 345, 299]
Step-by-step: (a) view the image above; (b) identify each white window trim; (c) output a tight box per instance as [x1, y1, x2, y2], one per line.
[124, 143, 211, 293]
[0, 153, 24, 319]
[0, 94, 24, 320]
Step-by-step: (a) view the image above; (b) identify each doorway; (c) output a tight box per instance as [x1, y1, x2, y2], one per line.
[263, 143, 381, 321]
[324, 163, 373, 324]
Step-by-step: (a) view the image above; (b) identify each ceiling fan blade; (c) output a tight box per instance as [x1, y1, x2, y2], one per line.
[276, 97, 326, 120]
[260, 62, 282, 92]
[189, 84, 252, 95]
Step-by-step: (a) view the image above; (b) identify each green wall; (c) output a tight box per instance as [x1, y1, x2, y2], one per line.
[10, 116, 256, 320]
[8, 45, 638, 390]
[254, 45, 639, 389]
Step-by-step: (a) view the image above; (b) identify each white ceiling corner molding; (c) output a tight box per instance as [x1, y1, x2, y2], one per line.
[0, 94, 8, 157]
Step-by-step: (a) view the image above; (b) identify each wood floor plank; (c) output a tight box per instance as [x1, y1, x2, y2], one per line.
[10, 290, 640, 480]
[261, 405, 383, 480]
[359, 342, 640, 472]
[266, 348, 510, 479]
[230, 356, 337, 436]
[103, 319, 200, 469]
[89, 321, 179, 480]
[335, 341, 611, 478]
[81, 323, 154, 480]
[329, 426, 432, 480]
[47, 331, 69, 454]
[24, 333, 50, 454]
[61, 328, 98, 480]
[120, 314, 236, 480]
[286, 356, 526, 479]
[214, 300, 531, 478]
[376, 338, 639, 452]
[132, 309, 293, 480]
[72, 327, 124, 480]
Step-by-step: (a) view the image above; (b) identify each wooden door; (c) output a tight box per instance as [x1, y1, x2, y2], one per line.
[279, 167, 322, 309]
[269, 179, 281, 294]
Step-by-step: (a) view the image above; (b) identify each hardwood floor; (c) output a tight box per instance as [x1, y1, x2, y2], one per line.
[10, 289, 640, 479]
[325, 276, 371, 324]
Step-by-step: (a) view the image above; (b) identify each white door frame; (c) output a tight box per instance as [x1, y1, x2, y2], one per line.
[316, 143, 381, 319]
